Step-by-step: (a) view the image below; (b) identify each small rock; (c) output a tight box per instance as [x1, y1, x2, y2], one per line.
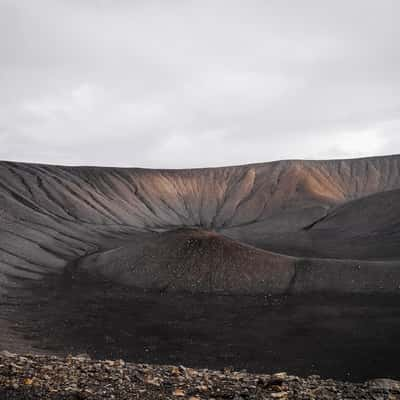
[271, 372, 287, 381]
[171, 366, 180, 376]
[23, 377, 34, 385]
[173, 388, 186, 396]
[0, 350, 15, 357]
[270, 392, 288, 399]
[368, 378, 400, 391]
[72, 353, 91, 361]
[267, 372, 288, 387]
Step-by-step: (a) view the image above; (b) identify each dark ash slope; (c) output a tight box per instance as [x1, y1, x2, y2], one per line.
[1, 155, 400, 295]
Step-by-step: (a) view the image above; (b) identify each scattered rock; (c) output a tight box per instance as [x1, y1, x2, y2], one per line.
[172, 388, 185, 396]
[0, 351, 15, 358]
[0, 352, 398, 399]
[368, 378, 400, 391]
[272, 372, 287, 381]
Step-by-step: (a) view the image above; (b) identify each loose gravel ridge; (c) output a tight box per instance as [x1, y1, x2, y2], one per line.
[1, 352, 400, 399]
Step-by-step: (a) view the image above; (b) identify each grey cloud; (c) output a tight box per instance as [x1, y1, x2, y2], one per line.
[0, 0, 399, 167]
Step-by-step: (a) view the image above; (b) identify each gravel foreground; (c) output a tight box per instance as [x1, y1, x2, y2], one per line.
[1, 352, 400, 399]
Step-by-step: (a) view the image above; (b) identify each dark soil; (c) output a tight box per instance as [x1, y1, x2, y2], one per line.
[1, 272, 400, 383]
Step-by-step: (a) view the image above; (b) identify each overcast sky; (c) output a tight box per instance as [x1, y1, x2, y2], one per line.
[0, 0, 399, 168]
